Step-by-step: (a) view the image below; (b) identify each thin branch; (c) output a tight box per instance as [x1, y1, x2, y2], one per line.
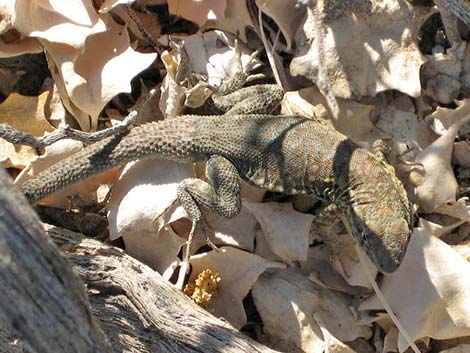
[0, 89, 157, 153]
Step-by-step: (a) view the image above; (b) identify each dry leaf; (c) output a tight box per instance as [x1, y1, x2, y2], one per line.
[189, 247, 285, 329]
[99, 0, 135, 13]
[417, 217, 464, 238]
[167, 0, 226, 27]
[254, 228, 284, 262]
[0, 35, 42, 57]
[374, 105, 436, 154]
[316, 315, 359, 353]
[45, 14, 157, 130]
[159, 48, 187, 118]
[434, 198, 470, 222]
[123, 226, 186, 278]
[440, 344, 470, 353]
[204, 206, 258, 252]
[290, 0, 425, 99]
[412, 114, 470, 212]
[167, 0, 254, 42]
[6, 1, 156, 130]
[360, 230, 470, 352]
[301, 246, 370, 295]
[245, 201, 313, 263]
[252, 268, 371, 352]
[0, 92, 54, 168]
[426, 99, 470, 134]
[422, 53, 462, 104]
[453, 140, 470, 168]
[107, 158, 195, 240]
[13, 0, 106, 48]
[383, 327, 399, 353]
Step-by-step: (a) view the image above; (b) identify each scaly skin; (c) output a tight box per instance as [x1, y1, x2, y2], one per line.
[21, 114, 412, 273]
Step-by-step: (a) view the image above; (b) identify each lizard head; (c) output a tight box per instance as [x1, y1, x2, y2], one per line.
[349, 191, 413, 273]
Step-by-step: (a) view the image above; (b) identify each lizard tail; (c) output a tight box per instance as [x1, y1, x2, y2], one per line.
[20, 118, 203, 204]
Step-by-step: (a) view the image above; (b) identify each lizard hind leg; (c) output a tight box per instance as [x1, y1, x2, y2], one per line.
[216, 38, 265, 96]
[176, 155, 242, 265]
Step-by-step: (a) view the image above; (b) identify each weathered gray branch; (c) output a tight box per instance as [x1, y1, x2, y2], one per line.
[46, 225, 279, 353]
[0, 89, 156, 153]
[0, 167, 113, 353]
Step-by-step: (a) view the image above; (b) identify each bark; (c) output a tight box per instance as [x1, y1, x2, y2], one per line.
[0, 167, 113, 353]
[47, 225, 278, 353]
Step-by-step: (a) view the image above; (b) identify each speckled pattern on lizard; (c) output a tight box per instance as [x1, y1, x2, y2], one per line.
[21, 112, 413, 273]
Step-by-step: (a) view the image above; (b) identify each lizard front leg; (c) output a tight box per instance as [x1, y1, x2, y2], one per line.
[312, 203, 357, 277]
[176, 155, 242, 267]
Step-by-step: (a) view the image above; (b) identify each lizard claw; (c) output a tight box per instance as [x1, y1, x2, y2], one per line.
[200, 216, 219, 252]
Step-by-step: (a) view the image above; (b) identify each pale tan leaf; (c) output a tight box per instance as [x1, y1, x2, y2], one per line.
[301, 246, 370, 295]
[107, 158, 195, 241]
[252, 268, 371, 352]
[417, 217, 464, 238]
[99, 0, 135, 13]
[0, 35, 42, 57]
[211, 0, 252, 41]
[159, 49, 187, 118]
[0, 92, 54, 168]
[167, 0, 255, 42]
[189, 247, 285, 329]
[374, 107, 435, 154]
[383, 327, 399, 353]
[411, 115, 470, 212]
[426, 100, 470, 134]
[168, 0, 226, 26]
[13, 0, 107, 49]
[315, 314, 358, 353]
[255, 0, 306, 51]
[123, 226, 186, 278]
[245, 201, 313, 263]
[440, 344, 470, 353]
[204, 205, 258, 252]
[45, 14, 157, 130]
[453, 140, 470, 167]
[434, 198, 470, 222]
[0, 92, 54, 133]
[254, 228, 283, 262]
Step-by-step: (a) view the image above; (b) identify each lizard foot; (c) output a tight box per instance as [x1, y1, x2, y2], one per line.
[373, 139, 423, 169]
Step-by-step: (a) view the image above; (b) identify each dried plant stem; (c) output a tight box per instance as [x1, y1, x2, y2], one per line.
[0, 89, 157, 153]
[356, 248, 421, 353]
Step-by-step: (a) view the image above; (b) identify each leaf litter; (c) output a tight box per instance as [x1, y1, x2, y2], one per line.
[1, 0, 470, 352]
